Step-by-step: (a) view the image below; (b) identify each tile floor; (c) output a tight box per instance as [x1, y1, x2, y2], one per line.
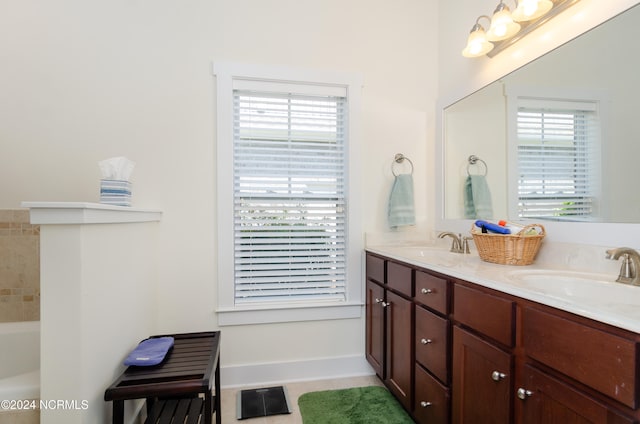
[220, 375, 384, 423]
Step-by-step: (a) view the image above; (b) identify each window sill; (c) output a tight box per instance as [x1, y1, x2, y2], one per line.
[216, 301, 363, 326]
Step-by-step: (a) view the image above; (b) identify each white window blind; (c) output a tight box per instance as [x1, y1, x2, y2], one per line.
[516, 98, 600, 220]
[233, 88, 347, 304]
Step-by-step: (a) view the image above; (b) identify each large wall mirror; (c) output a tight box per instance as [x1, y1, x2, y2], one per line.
[443, 4, 640, 224]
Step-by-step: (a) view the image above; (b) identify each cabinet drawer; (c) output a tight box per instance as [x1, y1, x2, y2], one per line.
[453, 283, 514, 347]
[415, 270, 448, 314]
[414, 364, 449, 424]
[522, 307, 638, 409]
[387, 261, 413, 297]
[416, 306, 448, 383]
[366, 254, 385, 284]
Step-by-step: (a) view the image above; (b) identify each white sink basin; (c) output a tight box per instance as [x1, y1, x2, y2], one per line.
[384, 246, 464, 267]
[505, 269, 640, 307]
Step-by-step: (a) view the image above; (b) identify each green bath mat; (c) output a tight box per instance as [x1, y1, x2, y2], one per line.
[298, 386, 414, 424]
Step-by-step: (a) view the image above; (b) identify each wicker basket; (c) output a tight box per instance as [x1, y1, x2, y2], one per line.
[471, 223, 546, 266]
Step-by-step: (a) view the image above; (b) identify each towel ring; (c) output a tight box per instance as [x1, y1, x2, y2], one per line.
[467, 155, 487, 176]
[392, 153, 414, 176]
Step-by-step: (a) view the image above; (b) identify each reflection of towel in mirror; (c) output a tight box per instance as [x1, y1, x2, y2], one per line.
[388, 174, 416, 228]
[464, 175, 493, 219]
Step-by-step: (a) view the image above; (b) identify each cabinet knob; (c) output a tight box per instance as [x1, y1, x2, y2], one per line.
[374, 298, 383, 303]
[381, 301, 390, 308]
[517, 388, 533, 400]
[420, 401, 432, 408]
[491, 371, 506, 381]
[420, 338, 432, 345]
[421, 288, 433, 294]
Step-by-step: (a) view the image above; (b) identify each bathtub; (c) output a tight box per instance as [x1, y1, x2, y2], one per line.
[0, 321, 40, 401]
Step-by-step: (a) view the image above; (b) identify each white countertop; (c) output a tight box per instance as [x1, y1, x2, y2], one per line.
[366, 243, 640, 334]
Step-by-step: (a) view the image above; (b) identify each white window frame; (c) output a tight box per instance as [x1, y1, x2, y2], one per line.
[505, 85, 605, 222]
[213, 62, 363, 326]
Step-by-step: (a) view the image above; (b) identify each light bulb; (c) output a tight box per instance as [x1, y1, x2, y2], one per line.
[512, 0, 553, 22]
[523, 1, 538, 17]
[470, 41, 483, 55]
[487, 5, 521, 41]
[462, 24, 494, 58]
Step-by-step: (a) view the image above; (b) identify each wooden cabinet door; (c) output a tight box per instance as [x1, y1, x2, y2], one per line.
[365, 279, 385, 378]
[452, 326, 512, 424]
[517, 364, 635, 424]
[385, 291, 414, 411]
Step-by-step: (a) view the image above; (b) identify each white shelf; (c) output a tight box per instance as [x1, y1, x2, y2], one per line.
[21, 201, 162, 224]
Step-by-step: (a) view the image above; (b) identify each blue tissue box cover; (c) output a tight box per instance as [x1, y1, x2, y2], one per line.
[123, 336, 174, 366]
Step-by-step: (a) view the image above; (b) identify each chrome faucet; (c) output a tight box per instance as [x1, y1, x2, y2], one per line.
[462, 236, 473, 254]
[438, 232, 465, 253]
[605, 247, 640, 286]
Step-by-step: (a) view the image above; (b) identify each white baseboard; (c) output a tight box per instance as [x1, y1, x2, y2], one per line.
[220, 354, 376, 388]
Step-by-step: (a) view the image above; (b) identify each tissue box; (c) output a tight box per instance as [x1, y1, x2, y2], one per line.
[100, 179, 132, 206]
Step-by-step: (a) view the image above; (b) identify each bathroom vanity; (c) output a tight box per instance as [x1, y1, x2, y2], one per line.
[365, 246, 640, 424]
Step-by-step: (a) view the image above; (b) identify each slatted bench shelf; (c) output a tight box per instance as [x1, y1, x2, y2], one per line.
[145, 397, 204, 424]
[105, 332, 221, 424]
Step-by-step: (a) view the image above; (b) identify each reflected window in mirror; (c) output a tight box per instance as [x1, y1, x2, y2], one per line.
[506, 90, 603, 222]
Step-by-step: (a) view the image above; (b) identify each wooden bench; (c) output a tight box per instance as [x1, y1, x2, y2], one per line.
[105, 332, 221, 424]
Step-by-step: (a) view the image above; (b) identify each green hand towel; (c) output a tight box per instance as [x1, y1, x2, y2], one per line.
[464, 175, 493, 219]
[388, 174, 415, 228]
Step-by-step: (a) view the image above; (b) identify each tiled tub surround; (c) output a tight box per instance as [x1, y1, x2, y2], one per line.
[0, 210, 40, 323]
[366, 240, 638, 333]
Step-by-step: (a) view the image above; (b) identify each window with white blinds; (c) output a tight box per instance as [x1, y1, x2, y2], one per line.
[516, 98, 600, 220]
[232, 89, 347, 304]
[215, 62, 362, 325]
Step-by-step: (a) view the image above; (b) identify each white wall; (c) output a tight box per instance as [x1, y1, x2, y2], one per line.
[1, 0, 438, 387]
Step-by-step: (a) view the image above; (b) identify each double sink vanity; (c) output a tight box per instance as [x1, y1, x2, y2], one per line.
[365, 240, 640, 424]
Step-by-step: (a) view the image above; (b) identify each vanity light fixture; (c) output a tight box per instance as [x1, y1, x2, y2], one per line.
[462, 0, 581, 58]
[486, 2, 521, 41]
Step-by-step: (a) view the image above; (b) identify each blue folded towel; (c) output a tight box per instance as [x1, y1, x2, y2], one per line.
[123, 336, 174, 366]
[464, 175, 493, 220]
[388, 174, 415, 228]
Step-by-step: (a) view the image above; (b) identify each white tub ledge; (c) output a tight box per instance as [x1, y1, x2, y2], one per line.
[20, 201, 162, 224]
